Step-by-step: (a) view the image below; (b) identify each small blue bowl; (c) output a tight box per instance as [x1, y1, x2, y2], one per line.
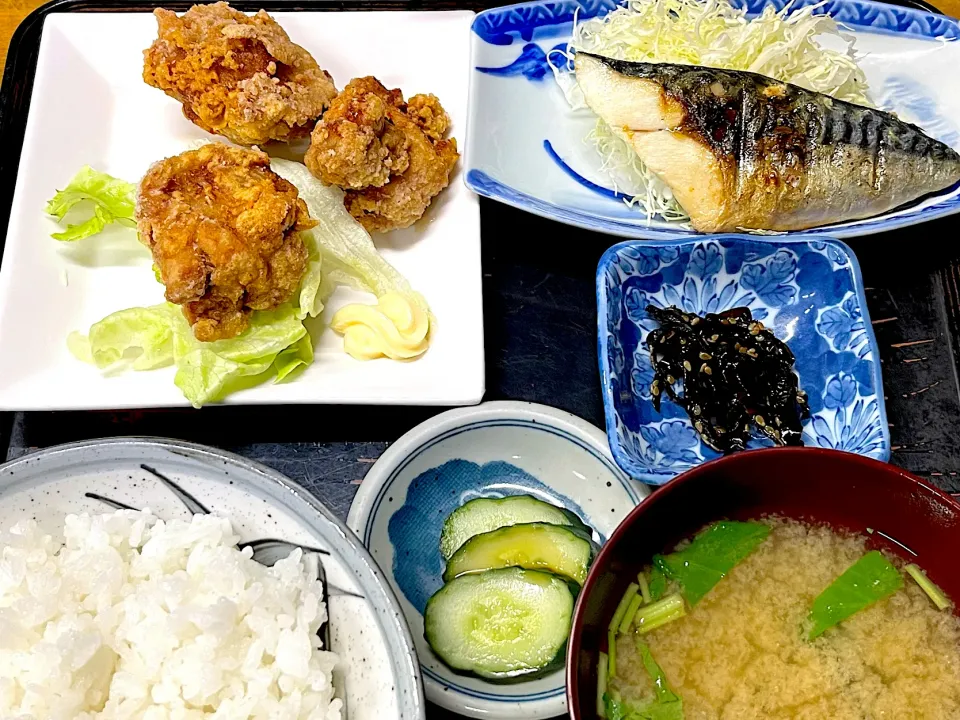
[597, 234, 890, 485]
[347, 402, 646, 719]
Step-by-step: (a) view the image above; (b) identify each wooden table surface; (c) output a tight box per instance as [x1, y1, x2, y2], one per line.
[0, 0, 957, 71]
[0, 0, 45, 71]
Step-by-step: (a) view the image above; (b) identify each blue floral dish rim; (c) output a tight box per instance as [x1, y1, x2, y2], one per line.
[466, 0, 960, 240]
[596, 234, 890, 485]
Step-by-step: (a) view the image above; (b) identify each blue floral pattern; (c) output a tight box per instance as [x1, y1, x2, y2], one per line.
[476, 42, 569, 81]
[472, 0, 959, 47]
[816, 295, 871, 358]
[597, 235, 889, 484]
[472, 0, 618, 45]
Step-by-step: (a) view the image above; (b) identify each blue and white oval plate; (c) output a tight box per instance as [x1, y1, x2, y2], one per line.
[465, 0, 960, 239]
[347, 401, 647, 719]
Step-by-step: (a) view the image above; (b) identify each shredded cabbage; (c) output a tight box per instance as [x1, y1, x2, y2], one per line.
[554, 0, 873, 221]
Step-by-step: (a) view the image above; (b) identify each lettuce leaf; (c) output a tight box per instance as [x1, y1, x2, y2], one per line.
[45, 166, 136, 241]
[171, 305, 306, 405]
[654, 521, 770, 606]
[297, 228, 325, 320]
[70, 303, 306, 407]
[270, 157, 427, 312]
[75, 304, 177, 371]
[273, 334, 314, 382]
[807, 551, 903, 640]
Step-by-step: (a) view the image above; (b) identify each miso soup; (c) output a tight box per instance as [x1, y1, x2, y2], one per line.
[600, 518, 960, 720]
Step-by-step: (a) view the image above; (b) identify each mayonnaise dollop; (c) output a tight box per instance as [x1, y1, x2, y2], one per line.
[330, 292, 432, 361]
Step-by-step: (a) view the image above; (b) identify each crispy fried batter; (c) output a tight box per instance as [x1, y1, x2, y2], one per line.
[143, 2, 337, 146]
[305, 76, 459, 233]
[406, 94, 450, 141]
[136, 144, 315, 342]
[305, 77, 411, 189]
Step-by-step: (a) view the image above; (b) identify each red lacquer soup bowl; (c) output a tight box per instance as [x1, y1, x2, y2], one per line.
[566, 447, 960, 720]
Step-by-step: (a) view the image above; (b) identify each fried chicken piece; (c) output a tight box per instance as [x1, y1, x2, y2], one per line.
[345, 114, 458, 232]
[305, 77, 411, 189]
[143, 2, 337, 146]
[305, 77, 459, 233]
[136, 144, 315, 342]
[406, 94, 450, 141]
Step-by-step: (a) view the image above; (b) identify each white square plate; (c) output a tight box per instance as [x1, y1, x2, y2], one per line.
[0, 10, 483, 410]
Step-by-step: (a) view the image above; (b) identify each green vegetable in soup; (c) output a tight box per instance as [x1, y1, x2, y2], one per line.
[610, 582, 641, 634]
[636, 640, 683, 719]
[620, 593, 645, 633]
[904, 564, 952, 611]
[608, 627, 619, 678]
[654, 521, 770, 606]
[603, 693, 629, 720]
[597, 652, 610, 717]
[638, 572, 652, 605]
[602, 642, 684, 720]
[648, 566, 668, 602]
[634, 593, 686, 635]
[807, 550, 903, 640]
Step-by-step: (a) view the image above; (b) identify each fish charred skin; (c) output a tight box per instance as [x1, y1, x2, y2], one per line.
[575, 53, 960, 232]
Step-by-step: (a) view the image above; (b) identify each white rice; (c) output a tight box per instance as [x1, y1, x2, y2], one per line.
[0, 510, 342, 720]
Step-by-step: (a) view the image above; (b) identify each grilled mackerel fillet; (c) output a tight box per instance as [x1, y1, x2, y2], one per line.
[575, 52, 960, 232]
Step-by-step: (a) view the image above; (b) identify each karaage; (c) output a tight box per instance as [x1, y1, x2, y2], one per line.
[143, 2, 337, 146]
[304, 77, 410, 189]
[305, 77, 459, 233]
[136, 144, 315, 342]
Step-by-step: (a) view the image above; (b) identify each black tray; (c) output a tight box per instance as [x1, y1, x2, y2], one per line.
[1, 2, 959, 719]
[1, 0, 959, 502]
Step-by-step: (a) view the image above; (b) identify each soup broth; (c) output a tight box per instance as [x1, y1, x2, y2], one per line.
[611, 518, 960, 719]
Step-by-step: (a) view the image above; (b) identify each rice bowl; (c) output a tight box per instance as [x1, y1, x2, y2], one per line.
[0, 438, 425, 720]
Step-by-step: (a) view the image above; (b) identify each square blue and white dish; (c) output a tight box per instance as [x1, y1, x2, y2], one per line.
[598, 235, 890, 484]
[465, 0, 960, 239]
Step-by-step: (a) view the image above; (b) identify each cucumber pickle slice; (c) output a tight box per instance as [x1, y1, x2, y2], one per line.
[439, 494, 589, 560]
[443, 522, 596, 585]
[424, 567, 575, 680]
